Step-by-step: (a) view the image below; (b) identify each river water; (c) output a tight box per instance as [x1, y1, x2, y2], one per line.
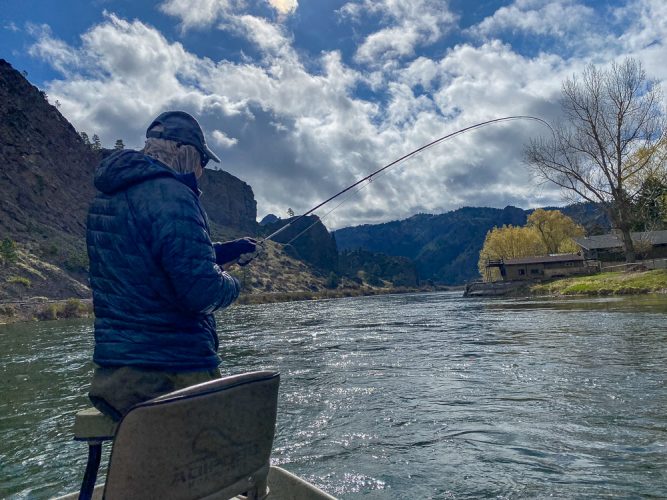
[1, 292, 666, 499]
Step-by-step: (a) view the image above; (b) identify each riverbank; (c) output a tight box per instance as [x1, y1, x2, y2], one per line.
[236, 284, 457, 305]
[0, 298, 93, 325]
[530, 269, 667, 296]
[0, 285, 458, 325]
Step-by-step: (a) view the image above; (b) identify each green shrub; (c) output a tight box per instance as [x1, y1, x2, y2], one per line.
[63, 251, 89, 273]
[36, 304, 58, 321]
[61, 299, 91, 318]
[0, 305, 16, 317]
[35, 299, 92, 321]
[7, 276, 31, 287]
[42, 244, 59, 256]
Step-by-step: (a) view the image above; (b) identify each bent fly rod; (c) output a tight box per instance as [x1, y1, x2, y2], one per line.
[262, 115, 553, 245]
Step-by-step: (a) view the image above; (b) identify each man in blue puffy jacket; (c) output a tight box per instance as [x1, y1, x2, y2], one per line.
[86, 111, 257, 420]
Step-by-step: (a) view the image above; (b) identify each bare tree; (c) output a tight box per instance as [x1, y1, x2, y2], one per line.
[525, 58, 665, 262]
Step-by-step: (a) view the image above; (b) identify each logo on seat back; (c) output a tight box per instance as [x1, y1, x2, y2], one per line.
[170, 427, 261, 489]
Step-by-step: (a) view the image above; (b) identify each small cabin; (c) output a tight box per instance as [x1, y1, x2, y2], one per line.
[574, 230, 667, 262]
[487, 253, 587, 281]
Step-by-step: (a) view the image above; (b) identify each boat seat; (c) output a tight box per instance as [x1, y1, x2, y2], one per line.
[74, 370, 280, 500]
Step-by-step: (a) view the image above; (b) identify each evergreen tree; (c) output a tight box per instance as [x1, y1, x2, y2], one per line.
[79, 132, 91, 146]
[633, 175, 667, 230]
[114, 139, 125, 150]
[1, 238, 18, 266]
[91, 134, 102, 151]
[325, 272, 340, 289]
[287, 208, 295, 217]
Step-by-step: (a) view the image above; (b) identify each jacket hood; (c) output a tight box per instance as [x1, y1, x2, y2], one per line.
[94, 150, 177, 194]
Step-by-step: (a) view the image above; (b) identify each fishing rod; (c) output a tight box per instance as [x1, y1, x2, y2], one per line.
[261, 115, 553, 245]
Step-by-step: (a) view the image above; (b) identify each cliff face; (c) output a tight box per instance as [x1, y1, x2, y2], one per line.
[0, 59, 260, 246]
[0, 59, 98, 241]
[199, 169, 258, 235]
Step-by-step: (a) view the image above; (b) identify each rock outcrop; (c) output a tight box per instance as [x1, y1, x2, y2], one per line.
[0, 59, 98, 241]
[199, 169, 258, 235]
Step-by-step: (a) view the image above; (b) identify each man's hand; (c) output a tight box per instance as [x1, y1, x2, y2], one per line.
[237, 251, 257, 267]
[214, 238, 259, 267]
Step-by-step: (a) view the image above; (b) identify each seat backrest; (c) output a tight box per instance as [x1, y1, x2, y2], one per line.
[103, 371, 280, 500]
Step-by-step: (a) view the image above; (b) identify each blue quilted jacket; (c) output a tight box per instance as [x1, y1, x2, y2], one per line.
[86, 150, 240, 370]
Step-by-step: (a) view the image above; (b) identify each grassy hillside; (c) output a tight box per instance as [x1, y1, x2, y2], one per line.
[531, 270, 667, 296]
[0, 237, 422, 322]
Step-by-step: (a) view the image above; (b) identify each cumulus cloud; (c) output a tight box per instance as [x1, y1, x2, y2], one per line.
[231, 14, 293, 55]
[27, 1, 667, 228]
[339, 0, 457, 66]
[159, 0, 237, 30]
[472, 0, 596, 39]
[27, 24, 83, 75]
[34, 13, 229, 147]
[160, 0, 297, 31]
[614, 0, 667, 81]
[211, 129, 238, 148]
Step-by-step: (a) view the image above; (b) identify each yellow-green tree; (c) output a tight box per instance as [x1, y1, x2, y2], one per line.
[478, 225, 545, 281]
[527, 209, 585, 254]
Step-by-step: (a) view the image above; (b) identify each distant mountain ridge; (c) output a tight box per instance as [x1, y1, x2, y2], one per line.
[334, 204, 610, 285]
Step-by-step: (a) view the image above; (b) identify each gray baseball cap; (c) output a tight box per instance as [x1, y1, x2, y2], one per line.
[146, 111, 220, 164]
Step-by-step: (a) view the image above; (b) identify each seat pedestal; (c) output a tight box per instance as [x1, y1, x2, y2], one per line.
[73, 408, 117, 500]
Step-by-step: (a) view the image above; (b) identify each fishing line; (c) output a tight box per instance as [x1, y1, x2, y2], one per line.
[261, 115, 554, 247]
[283, 164, 397, 246]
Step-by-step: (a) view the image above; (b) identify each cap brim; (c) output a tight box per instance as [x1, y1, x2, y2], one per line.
[204, 146, 220, 163]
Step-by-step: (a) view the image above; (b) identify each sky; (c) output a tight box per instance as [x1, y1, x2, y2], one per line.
[2, 0, 666, 229]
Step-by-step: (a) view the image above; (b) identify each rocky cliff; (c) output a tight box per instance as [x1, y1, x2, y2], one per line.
[199, 169, 258, 236]
[0, 59, 98, 241]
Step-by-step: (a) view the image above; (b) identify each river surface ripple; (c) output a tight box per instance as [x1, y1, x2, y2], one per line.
[1, 292, 666, 499]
